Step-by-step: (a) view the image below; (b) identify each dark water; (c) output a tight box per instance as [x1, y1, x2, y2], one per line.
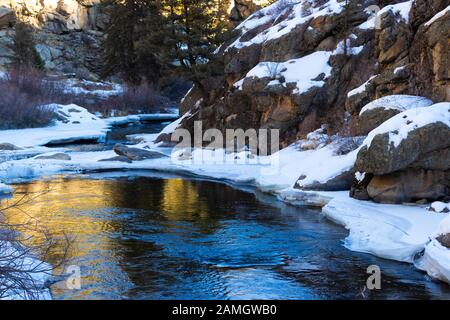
[3, 174, 450, 300]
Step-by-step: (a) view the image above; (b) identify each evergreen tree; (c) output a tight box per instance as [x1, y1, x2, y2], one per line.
[12, 23, 44, 71]
[157, 0, 232, 91]
[102, 0, 162, 83]
[102, 0, 232, 89]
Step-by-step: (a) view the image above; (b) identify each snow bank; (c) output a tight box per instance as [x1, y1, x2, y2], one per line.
[235, 51, 332, 94]
[416, 216, 450, 284]
[0, 182, 13, 194]
[0, 104, 109, 147]
[359, 95, 433, 116]
[417, 240, 450, 284]
[322, 193, 447, 263]
[362, 102, 450, 148]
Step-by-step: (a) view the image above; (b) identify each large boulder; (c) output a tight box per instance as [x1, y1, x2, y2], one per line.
[113, 144, 167, 161]
[352, 102, 450, 203]
[366, 169, 449, 203]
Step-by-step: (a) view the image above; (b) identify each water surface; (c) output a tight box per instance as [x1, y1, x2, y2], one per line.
[3, 174, 450, 300]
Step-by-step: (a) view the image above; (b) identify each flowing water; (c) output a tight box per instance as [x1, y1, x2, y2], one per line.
[2, 174, 450, 300]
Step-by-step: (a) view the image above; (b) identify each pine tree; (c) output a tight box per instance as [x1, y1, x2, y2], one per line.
[156, 0, 232, 92]
[12, 23, 44, 71]
[102, 0, 162, 83]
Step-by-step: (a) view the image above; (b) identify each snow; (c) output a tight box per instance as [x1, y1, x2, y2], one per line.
[235, 51, 332, 94]
[430, 202, 450, 213]
[424, 5, 450, 26]
[229, 0, 345, 50]
[394, 65, 406, 74]
[416, 216, 450, 284]
[0, 104, 109, 148]
[347, 75, 377, 97]
[322, 193, 447, 263]
[362, 102, 450, 149]
[105, 112, 179, 126]
[378, 0, 412, 23]
[62, 78, 123, 98]
[417, 239, 450, 284]
[0, 240, 52, 300]
[0, 182, 13, 194]
[159, 111, 192, 135]
[359, 95, 433, 116]
[332, 39, 364, 56]
[357, 0, 412, 30]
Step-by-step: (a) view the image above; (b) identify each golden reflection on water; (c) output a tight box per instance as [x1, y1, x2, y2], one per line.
[0, 176, 220, 299]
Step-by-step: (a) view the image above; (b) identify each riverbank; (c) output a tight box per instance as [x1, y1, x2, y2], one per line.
[0, 106, 449, 289]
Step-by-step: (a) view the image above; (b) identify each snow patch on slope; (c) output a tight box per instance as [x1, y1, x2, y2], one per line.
[230, 0, 345, 50]
[235, 51, 332, 94]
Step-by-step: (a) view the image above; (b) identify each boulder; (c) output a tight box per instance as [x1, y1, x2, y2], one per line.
[113, 144, 166, 161]
[300, 169, 355, 192]
[35, 153, 72, 161]
[0, 143, 22, 151]
[352, 103, 450, 203]
[366, 168, 450, 203]
[356, 122, 450, 176]
[98, 155, 132, 163]
[436, 233, 450, 249]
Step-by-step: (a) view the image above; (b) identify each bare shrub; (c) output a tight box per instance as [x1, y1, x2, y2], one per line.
[264, 62, 282, 79]
[0, 191, 71, 300]
[0, 70, 56, 129]
[93, 82, 171, 116]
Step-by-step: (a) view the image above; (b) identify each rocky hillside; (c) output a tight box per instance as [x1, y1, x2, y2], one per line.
[0, 0, 109, 79]
[166, 0, 449, 204]
[176, 0, 448, 145]
[0, 0, 268, 80]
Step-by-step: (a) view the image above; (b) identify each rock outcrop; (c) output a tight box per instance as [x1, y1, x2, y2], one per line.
[169, 0, 449, 151]
[352, 102, 450, 203]
[0, 0, 109, 79]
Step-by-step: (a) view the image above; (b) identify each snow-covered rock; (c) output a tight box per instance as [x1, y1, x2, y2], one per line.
[235, 51, 333, 94]
[430, 202, 450, 213]
[359, 95, 433, 116]
[357, 95, 433, 135]
[353, 102, 450, 203]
